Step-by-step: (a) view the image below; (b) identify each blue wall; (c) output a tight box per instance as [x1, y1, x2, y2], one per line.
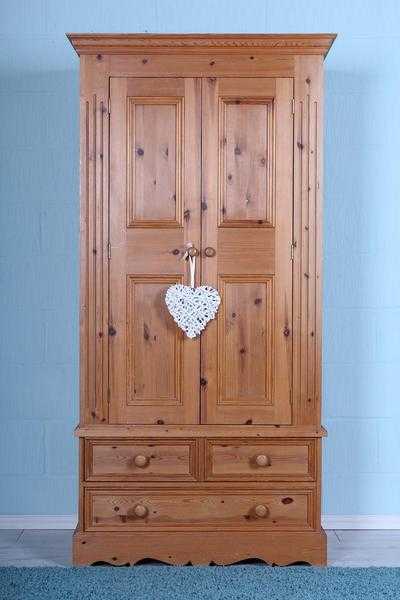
[1, 1, 399, 517]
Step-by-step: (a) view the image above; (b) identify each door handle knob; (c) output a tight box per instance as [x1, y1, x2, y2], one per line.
[187, 246, 199, 257]
[133, 504, 148, 518]
[204, 247, 216, 257]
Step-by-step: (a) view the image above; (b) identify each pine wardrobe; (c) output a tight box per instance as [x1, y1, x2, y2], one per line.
[68, 33, 336, 566]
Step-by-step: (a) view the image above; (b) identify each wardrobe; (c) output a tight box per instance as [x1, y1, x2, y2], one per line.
[68, 33, 336, 566]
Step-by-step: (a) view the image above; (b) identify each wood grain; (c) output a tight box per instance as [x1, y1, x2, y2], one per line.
[79, 55, 110, 425]
[86, 439, 199, 481]
[108, 77, 201, 425]
[73, 529, 327, 566]
[206, 439, 315, 481]
[218, 275, 274, 409]
[75, 425, 327, 438]
[201, 77, 293, 425]
[220, 98, 273, 225]
[127, 97, 182, 226]
[67, 33, 336, 57]
[292, 56, 324, 426]
[73, 36, 328, 567]
[85, 488, 314, 531]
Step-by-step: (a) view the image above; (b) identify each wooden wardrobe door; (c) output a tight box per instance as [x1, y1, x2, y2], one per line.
[109, 77, 201, 424]
[201, 77, 293, 425]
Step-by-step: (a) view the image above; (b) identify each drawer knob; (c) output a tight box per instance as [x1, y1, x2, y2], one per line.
[255, 454, 271, 467]
[254, 504, 269, 518]
[133, 504, 148, 518]
[134, 454, 149, 468]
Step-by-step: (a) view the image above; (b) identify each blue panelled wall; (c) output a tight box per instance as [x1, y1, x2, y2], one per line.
[1, 1, 400, 517]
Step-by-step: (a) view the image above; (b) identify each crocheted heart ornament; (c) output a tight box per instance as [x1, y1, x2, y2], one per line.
[165, 284, 221, 339]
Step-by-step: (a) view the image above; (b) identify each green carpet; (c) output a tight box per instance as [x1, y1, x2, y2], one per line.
[1, 566, 400, 600]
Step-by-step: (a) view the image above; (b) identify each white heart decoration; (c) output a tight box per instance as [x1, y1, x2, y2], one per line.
[165, 284, 221, 339]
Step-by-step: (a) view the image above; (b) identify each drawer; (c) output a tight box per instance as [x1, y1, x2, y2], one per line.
[85, 439, 199, 481]
[85, 489, 314, 531]
[205, 439, 315, 481]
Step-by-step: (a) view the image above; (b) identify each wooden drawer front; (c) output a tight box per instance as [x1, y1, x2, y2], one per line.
[86, 439, 199, 481]
[86, 489, 314, 531]
[206, 439, 315, 481]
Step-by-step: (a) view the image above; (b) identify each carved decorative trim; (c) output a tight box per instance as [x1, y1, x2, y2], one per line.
[67, 34, 336, 57]
[73, 530, 327, 566]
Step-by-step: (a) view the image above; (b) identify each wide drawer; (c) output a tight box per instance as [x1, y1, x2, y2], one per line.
[85, 439, 199, 481]
[205, 439, 315, 481]
[85, 489, 314, 531]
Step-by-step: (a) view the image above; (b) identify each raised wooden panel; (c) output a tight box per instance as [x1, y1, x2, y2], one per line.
[86, 489, 314, 531]
[86, 439, 199, 481]
[127, 97, 182, 227]
[206, 439, 315, 481]
[218, 276, 273, 406]
[219, 98, 273, 226]
[126, 276, 182, 406]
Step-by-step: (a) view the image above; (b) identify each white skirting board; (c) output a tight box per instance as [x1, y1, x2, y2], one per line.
[322, 515, 400, 530]
[0, 515, 400, 530]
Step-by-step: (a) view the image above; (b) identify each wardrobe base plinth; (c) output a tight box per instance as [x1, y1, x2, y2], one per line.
[73, 529, 327, 567]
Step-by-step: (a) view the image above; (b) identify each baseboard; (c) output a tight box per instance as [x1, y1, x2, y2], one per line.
[0, 514, 399, 530]
[0, 515, 78, 529]
[322, 515, 400, 529]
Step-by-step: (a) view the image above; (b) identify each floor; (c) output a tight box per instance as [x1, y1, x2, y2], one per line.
[1, 530, 400, 567]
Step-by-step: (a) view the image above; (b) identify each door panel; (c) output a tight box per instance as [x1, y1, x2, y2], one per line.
[127, 276, 181, 405]
[201, 78, 293, 424]
[109, 77, 201, 424]
[221, 98, 273, 225]
[219, 276, 273, 407]
[127, 96, 182, 226]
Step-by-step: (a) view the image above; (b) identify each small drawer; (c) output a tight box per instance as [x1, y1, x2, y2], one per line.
[85, 489, 314, 531]
[85, 439, 199, 481]
[206, 439, 315, 481]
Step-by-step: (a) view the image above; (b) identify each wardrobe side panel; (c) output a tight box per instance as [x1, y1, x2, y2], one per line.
[79, 55, 110, 425]
[293, 55, 324, 427]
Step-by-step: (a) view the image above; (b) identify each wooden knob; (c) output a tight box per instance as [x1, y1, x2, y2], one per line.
[204, 246, 216, 257]
[133, 504, 148, 518]
[254, 504, 269, 518]
[255, 454, 270, 467]
[187, 246, 199, 257]
[134, 454, 149, 468]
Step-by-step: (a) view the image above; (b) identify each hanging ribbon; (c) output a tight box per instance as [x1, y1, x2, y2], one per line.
[182, 246, 196, 288]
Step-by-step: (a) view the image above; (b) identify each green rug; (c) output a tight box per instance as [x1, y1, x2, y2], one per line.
[1, 566, 400, 600]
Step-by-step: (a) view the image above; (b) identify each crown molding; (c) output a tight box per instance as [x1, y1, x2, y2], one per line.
[66, 33, 336, 58]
